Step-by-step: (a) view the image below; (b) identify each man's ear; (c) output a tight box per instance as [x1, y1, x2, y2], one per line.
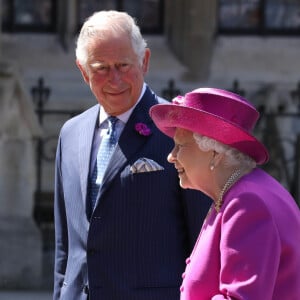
[142, 48, 151, 74]
[76, 59, 90, 84]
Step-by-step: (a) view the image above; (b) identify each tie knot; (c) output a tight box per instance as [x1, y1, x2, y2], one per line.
[107, 116, 118, 132]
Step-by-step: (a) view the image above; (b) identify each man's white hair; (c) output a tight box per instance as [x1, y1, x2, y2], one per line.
[76, 10, 147, 67]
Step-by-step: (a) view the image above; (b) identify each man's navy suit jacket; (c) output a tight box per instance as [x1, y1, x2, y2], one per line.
[53, 86, 212, 300]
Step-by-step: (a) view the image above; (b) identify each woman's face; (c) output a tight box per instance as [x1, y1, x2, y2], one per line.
[168, 128, 212, 192]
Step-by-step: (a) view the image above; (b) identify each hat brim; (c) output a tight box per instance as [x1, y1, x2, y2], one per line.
[150, 104, 269, 165]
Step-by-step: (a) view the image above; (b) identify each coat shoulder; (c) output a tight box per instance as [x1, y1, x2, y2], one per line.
[60, 104, 98, 135]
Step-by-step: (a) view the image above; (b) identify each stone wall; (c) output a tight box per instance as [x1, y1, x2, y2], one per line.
[0, 62, 43, 289]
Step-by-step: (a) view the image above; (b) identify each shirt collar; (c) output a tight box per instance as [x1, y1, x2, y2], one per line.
[99, 83, 146, 126]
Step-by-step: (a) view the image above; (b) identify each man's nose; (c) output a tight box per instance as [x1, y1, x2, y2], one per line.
[108, 67, 122, 83]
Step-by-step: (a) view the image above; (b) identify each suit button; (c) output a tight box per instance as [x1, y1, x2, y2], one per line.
[87, 249, 95, 255]
[182, 272, 186, 279]
[185, 257, 191, 264]
[83, 285, 89, 294]
[180, 285, 184, 292]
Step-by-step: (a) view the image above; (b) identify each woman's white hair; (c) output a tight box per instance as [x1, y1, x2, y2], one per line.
[76, 10, 147, 67]
[193, 133, 256, 170]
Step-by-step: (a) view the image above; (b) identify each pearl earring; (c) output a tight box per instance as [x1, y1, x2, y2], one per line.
[210, 165, 214, 171]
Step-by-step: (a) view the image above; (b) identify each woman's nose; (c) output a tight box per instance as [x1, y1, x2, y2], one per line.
[168, 144, 179, 163]
[167, 150, 176, 163]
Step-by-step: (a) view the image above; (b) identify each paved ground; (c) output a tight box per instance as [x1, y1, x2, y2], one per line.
[0, 290, 52, 300]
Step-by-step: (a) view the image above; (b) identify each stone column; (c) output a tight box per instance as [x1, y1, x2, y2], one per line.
[0, 0, 2, 57]
[0, 62, 43, 289]
[57, 0, 77, 50]
[165, 0, 217, 80]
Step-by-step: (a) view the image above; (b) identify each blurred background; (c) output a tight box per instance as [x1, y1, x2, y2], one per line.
[0, 0, 299, 293]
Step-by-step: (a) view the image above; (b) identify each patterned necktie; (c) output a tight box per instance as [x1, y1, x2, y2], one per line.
[89, 116, 118, 211]
[96, 116, 118, 185]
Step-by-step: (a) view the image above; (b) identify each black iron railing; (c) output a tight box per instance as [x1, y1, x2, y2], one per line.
[31, 77, 300, 226]
[31, 77, 82, 225]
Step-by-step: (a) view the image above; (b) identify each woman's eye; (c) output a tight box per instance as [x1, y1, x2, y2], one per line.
[177, 143, 188, 150]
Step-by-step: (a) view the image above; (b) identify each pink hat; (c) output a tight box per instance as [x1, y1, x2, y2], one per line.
[150, 88, 269, 164]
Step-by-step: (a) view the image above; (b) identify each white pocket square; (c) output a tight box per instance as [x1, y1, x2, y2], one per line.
[130, 158, 164, 173]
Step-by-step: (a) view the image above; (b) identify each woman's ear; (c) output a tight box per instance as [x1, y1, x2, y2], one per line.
[213, 151, 225, 168]
[210, 151, 224, 170]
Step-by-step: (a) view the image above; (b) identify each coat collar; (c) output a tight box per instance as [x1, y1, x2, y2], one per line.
[78, 105, 99, 209]
[78, 86, 159, 214]
[97, 86, 158, 199]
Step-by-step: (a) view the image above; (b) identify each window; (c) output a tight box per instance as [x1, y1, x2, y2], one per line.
[78, 0, 164, 34]
[266, 0, 300, 30]
[219, 0, 300, 35]
[78, 0, 117, 24]
[2, 0, 56, 32]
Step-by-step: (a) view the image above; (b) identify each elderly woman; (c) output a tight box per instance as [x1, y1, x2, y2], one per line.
[150, 88, 300, 300]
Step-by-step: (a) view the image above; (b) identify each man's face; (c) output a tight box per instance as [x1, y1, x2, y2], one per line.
[77, 32, 150, 116]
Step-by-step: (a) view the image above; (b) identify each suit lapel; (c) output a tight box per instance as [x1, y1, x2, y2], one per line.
[98, 87, 158, 197]
[78, 105, 99, 207]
